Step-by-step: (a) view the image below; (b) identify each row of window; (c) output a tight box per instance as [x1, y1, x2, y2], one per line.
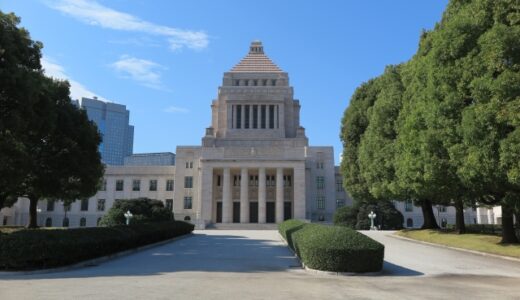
[231, 104, 279, 129]
[233, 79, 277, 87]
[44, 217, 92, 227]
[215, 175, 293, 187]
[47, 198, 175, 213]
[100, 179, 174, 192]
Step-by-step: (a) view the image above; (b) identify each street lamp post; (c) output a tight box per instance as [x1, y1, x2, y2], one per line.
[368, 211, 377, 231]
[124, 210, 133, 225]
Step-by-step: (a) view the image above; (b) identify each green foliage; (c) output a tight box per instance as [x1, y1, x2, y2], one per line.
[278, 219, 306, 249]
[333, 201, 403, 230]
[0, 11, 104, 228]
[99, 198, 174, 226]
[291, 224, 384, 273]
[0, 221, 194, 270]
[332, 205, 359, 228]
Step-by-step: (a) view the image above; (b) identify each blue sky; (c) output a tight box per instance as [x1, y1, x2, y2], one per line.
[1, 0, 449, 163]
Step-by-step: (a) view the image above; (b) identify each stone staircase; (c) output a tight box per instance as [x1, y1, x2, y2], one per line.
[204, 223, 278, 230]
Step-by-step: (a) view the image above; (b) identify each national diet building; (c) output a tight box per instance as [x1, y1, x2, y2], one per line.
[172, 41, 339, 227]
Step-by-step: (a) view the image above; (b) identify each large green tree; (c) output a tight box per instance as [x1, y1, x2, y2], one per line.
[0, 11, 104, 228]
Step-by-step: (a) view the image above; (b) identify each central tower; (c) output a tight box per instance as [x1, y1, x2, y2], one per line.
[202, 41, 308, 147]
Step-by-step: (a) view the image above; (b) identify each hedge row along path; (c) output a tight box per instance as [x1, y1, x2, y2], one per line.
[1, 230, 520, 299]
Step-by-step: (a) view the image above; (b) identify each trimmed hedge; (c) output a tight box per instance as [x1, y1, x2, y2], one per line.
[0, 221, 194, 270]
[279, 219, 384, 273]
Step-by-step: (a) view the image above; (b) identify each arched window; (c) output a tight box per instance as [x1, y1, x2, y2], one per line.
[45, 217, 52, 227]
[406, 218, 413, 228]
[80, 217, 86, 227]
[62, 217, 69, 227]
[184, 216, 191, 221]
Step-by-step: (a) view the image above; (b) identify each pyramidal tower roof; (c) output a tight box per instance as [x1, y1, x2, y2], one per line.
[230, 41, 283, 73]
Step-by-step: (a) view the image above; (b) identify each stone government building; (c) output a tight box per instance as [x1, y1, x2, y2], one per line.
[1, 41, 352, 228]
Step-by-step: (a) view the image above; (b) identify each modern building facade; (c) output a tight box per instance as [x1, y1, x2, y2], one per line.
[124, 152, 176, 166]
[81, 97, 134, 165]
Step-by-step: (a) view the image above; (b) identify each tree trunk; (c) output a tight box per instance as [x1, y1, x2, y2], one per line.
[455, 199, 466, 234]
[421, 199, 440, 229]
[501, 204, 519, 244]
[27, 196, 39, 228]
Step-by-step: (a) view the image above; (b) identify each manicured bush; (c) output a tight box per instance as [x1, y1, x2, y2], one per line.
[278, 219, 306, 249]
[279, 220, 385, 273]
[0, 220, 193, 270]
[99, 198, 174, 226]
[333, 206, 358, 228]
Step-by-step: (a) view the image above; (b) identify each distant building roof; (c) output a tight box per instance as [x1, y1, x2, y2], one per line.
[230, 41, 283, 73]
[124, 152, 175, 166]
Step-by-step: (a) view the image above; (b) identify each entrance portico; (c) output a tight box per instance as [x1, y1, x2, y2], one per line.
[199, 161, 306, 225]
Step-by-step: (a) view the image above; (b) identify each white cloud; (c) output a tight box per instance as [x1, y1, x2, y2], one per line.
[41, 56, 104, 101]
[164, 106, 189, 113]
[46, 0, 209, 51]
[110, 55, 167, 90]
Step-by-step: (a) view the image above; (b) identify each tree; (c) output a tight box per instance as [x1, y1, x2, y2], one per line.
[333, 205, 359, 228]
[99, 198, 174, 226]
[0, 11, 104, 228]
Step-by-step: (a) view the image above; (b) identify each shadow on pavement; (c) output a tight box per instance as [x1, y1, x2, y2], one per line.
[1, 233, 302, 280]
[380, 261, 423, 277]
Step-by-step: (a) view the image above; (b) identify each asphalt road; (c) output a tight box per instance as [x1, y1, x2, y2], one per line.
[1, 230, 519, 300]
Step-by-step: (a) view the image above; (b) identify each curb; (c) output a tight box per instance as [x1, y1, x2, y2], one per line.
[277, 232, 383, 276]
[0, 233, 194, 277]
[390, 233, 520, 263]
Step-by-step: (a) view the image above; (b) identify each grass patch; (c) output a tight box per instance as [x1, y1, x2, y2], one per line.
[397, 229, 520, 259]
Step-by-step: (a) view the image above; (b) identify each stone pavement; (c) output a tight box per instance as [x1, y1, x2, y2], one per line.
[1, 230, 519, 300]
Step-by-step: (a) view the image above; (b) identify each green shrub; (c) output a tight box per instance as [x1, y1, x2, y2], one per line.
[99, 198, 174, 226]
[333, 206, 358, 228]
[0, 220, 193, 270]
[278, 219, 306, 249]
[289, 224, 384, 273]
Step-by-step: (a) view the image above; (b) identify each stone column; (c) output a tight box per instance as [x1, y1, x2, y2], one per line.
[240, 105, 245, 129]
[200, 165, 213, 227]
[276, 167, 284, 223]
[258, 167, 266, 223]
[266, 105, 270, 129]
[293, 164, 306, 219]
[240, 168, 249, 223]
[222, 167, 232, 223]
[274, 105, 278, 129]
[249, 105, 253, 129]
[257, 105, 261, 129]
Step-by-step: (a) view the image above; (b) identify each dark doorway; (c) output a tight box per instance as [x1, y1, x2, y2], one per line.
[266, 202, 275, 223]
[250, 202, 258, 223]
[284, 202, 292, 220]
[233, 202, 240, 223]
[216, 202, 222, 223]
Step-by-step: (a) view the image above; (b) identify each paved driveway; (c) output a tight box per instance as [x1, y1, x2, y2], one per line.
[1, 230, 520, 300]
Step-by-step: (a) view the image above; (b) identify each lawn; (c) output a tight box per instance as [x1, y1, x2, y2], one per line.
[396, 230, 520, 259]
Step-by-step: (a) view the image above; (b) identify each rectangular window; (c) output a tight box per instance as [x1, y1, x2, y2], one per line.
[100, 179, 107, 191]
[283, 175, 292, 187]
[216, 175, 221, 187]
[253, 105, 258, 128]
[233, 175, 241, 186]
[81, 198, 89, 211]
[184, 176, 193, 188]
[317, 197, 325, 210]
[336, 179, 343, 192]
[116, 180, 124, 191]
[132, 179, 141, 191]
[166, 179, 174, 191]
[149, 180, 158, 191]
[269, 105, 275, 128]
[336, 199, 345, 208]
[261, 105, 266, 128]
[165, 199, 173, 211]
[47, 200, 55, 212]
[236, 104, 242, 129]
[184, 196, 193, 209]
[245, 105, 250, 129]
[97, 199, 105, 211]
[249, 175, 258, 186]
[438, 205, 446, 213]
[316, 176, 325, 190]
[405, 200, 413, 212]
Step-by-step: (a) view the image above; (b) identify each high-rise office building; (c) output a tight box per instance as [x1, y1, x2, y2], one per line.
[80, 97, 134, 165]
